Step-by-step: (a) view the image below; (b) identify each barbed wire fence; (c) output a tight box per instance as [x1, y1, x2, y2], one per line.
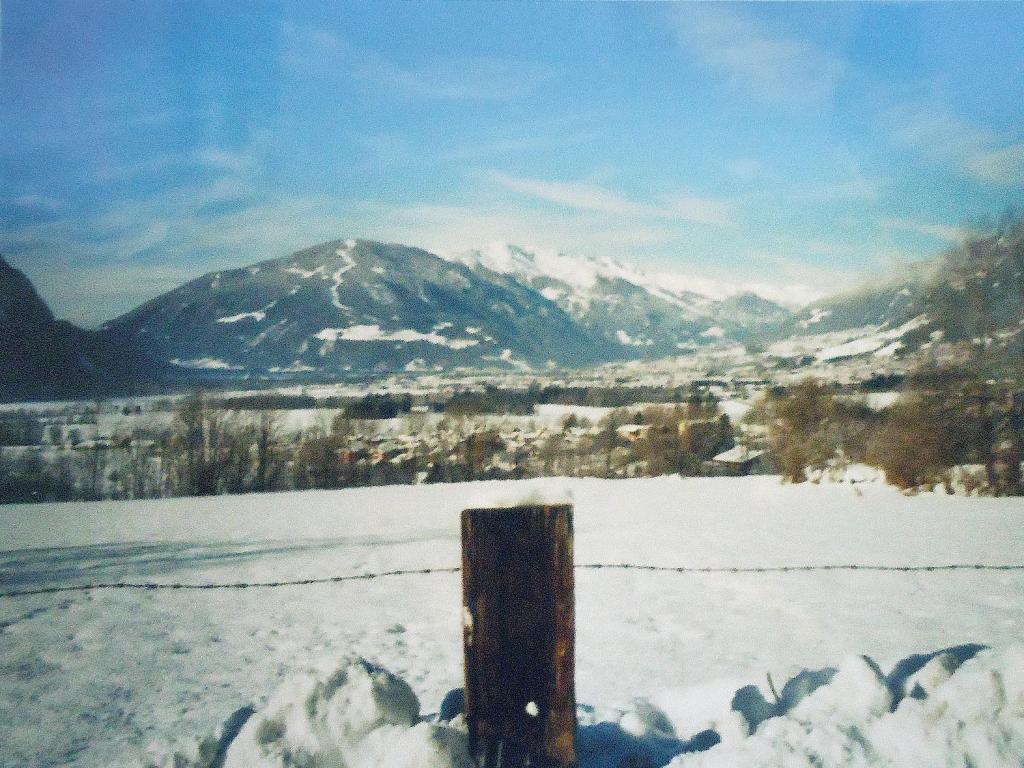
[4, 561, 1024, 599]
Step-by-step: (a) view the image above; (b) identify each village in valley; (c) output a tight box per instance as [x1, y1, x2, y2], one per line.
[0, 339, 916, 503]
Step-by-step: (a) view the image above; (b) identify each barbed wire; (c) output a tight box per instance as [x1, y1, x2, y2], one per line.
[3, 562, 1024, 599]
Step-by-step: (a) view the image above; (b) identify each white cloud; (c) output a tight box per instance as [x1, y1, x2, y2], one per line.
[963, 143, 1024, 186]
[488, 172, 650, 217]
[742, 249, 864, 302]
[881, 217, 965, 242]
[487, 171, 733, 226]
[673, 6, 845, 106]
[360, 200, 683, 256]
[886, 102, 1024, 187]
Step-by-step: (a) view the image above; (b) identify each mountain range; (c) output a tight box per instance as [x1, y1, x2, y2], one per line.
[98, 239, 794, 377]
[783, 220, 1024, 366]
[3, 218, 1022, 398]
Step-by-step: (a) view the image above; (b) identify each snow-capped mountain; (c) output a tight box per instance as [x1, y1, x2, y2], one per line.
[102, 239, 806, 376]
[101, 239, 614, 375]
[770, 220, 1024, 366]
[448, 243, 791, 354]
[101, 239, 795, 377]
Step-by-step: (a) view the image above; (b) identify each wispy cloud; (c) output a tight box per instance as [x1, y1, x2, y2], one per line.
[673, 6, 845, 106]
[489, 173, 649, 217]
[356, 57, 555, 102]
[487, 171, 733, 226]
[881, 217, 965, 242]
[439, 130, 595, 163]
[93, 147, 258, 185]
[192, 148, 256, 175]
[745, 249, 863, 297]
[282, 21, 553, 102]
[727, 158, 769, 181]
[662, 196, 732, 227]
[963, 143, 1024, 186]
[12, 194, 65, 212]
[887, 102, 1024, 187]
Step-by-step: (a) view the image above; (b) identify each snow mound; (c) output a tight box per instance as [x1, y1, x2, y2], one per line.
[146, 659, 472, 768]
[805, 461, 885, 485]
[669, 646, 1024, 768]
[466, 482, 574, 509]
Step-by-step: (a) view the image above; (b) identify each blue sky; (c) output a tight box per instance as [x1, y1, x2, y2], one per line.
[2, 1, 1023, 325]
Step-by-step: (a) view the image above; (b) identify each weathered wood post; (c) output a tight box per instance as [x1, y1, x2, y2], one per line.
[461, 502, 576, 768]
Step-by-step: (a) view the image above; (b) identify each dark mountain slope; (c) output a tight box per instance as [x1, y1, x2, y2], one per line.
[0, 256, 171, 400]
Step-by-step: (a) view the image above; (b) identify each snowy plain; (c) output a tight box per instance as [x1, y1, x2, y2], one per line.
[2, 475, 1024, 767]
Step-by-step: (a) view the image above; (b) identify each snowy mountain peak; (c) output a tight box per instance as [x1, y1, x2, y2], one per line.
[102, 237, 799, 377]
[449, 242, 805, 311]
[446, 242, 792, 342]
[449, 242, 613, 293]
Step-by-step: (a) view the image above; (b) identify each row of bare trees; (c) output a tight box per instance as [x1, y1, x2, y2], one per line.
[762, 374, 1024, 495]
[0, 391, 743, 502]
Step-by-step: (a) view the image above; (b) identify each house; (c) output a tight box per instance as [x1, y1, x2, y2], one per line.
[710, 445, 767, 476]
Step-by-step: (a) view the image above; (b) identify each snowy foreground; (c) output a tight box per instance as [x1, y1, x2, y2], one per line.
[3, 475, 1024, 767]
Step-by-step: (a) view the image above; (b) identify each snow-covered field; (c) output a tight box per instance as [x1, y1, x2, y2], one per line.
[3, 475, 1024, 767]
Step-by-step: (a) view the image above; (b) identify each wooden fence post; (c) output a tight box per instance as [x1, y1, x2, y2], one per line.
[461, 503, 576, 768]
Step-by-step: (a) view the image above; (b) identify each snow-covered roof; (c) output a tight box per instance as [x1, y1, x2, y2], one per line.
[712, 446, 766, 464]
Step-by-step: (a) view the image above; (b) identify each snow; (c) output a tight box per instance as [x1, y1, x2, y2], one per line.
[4, 476, 1024, 767]
[533, 403, 614, 423]
[701, 326, 725, 339]
[329, 248, 358, 312]
[267, 361, 318, 374]
[446, 242, 798, 317]
[214, 659, 470, 768]
[466, 482, 574, 509]
[617, 329, 654, 347]
[668, 647, 1024, 768]
[711, 446, 764, 464]
[216, 302, 277, 324]
[144, 658, 472, 768]
[283, 265, 328, 279]
[541, 286, 564, 302]
[314, 325, 479, 349]
[799, 308, 832, 328]
[865, 392, 900, 410]
[140, 644, 1024, 768]
[217, 310, 267, 324]
[716, 399, 751, 421]
[169, 357, 244, 370]
[816, 316, 928, 362]
[872, 340, 903, 357]
[767, 316, 928, 362]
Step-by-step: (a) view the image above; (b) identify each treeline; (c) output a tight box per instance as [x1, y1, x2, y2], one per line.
[443, 383, 716, 416]
[0, 392, 740, 503]
[186, 383, 722, 420]
[763, 370, 1024, 495]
